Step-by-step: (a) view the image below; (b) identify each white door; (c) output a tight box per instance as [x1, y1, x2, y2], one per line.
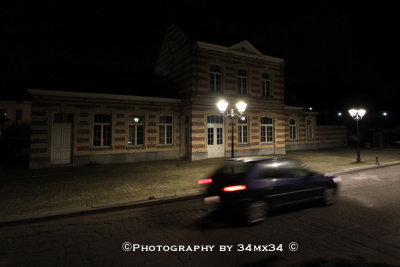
[51, 123, 72, 164]
[207, 121, 224, 158]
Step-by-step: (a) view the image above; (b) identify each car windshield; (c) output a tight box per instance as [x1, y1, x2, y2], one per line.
[213, 161, 253, 181]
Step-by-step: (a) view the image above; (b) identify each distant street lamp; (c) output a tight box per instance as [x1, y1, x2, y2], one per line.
[348, 108, 366, 163]
[338, 112, 342, 116]
[382, 112, 388, 117]
[217, 99, 247, 158]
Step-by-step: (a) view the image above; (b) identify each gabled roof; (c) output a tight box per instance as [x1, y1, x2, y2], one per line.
[229, 40, 263, 55]
[197, 41, 284, 63]
[170, 22, 283, 63]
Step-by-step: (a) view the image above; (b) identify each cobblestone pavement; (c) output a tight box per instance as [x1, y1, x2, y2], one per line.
[1, 165, 400, 266]
[0, 148, 399, 223]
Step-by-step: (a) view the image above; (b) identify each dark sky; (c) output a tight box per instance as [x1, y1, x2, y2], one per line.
[1, 1, 399, 124]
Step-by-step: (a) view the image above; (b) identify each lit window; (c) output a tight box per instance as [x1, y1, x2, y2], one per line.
[128, 115, 144, 146]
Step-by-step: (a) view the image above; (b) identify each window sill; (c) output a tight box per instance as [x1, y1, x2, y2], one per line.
[209, 91, 224, 95]
[91, 147, 112, 151]
[157, 144, 175, 148]
[237, 143, 251, 147]
[126, 145, 146, 150]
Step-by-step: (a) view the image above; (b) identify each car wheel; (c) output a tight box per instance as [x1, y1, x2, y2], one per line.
[322, 187, 337, 206]
[244, 201, 268, 224]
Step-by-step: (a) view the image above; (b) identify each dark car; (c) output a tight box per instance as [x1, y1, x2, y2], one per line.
[199, 157, 341, 224]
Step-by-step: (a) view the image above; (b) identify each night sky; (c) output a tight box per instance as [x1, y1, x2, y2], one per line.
[1, 1, 399, 126]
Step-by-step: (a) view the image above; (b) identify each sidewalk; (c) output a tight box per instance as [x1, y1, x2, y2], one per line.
[0, 147, 399, 225]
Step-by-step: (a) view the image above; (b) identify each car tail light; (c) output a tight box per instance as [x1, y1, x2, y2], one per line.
[223, 185, 246, 192]
[198, 178, 213, 184]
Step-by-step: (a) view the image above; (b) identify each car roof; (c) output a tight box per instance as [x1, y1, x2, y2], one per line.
[226, 156, 300, 164]
[225, 157, 309, 170]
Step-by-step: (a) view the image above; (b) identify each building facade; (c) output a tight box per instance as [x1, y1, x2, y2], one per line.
[28, 24, 346, 168]
[155, 23, 346, 161]
[0, 100, 31, 139]
[0, 101, 31, 166]
[28, 89, 183, 168]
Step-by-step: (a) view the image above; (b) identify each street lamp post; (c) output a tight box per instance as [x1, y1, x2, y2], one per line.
[348, 108, 366, 163]
[217, 100, 247, 158]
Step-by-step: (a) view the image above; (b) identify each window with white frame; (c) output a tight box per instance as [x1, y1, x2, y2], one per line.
[207, 115, 223, 124]
[159, 115, 173, 145]
[262, 72, 271, 97]
[128, 115, 144, 146]
[260, 117, 273, 143]
[216, 128, 223, 145]
[237, 69, 248, 95]
[210, 64, 222, 92]
[238, 117, 248, 144]
[93, 114, 111, 147]
[289, 119, 297, 140]
[306, 119, 314, 140]
[207, 128, 214, 145]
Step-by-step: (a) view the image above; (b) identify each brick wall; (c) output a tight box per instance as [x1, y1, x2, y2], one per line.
[29, 91, 182, 168]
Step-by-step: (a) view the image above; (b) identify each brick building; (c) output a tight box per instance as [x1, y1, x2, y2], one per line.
[28, 24, 346, 168]
[0, 101, 31, 132]
[155, 23, 346, 160]
[0, 100, 31, 140]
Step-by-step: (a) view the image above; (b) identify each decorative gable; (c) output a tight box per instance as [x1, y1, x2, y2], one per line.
[229, 40, 263, 55]
[155, 23, 192, 76]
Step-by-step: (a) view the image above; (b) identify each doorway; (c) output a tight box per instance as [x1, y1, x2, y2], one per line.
[207, 115, 224, 158]
[51, 113, 73, 164]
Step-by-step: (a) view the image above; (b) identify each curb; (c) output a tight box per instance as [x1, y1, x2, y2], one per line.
[0, 193, 204, 228]
[326, 161, 400, 176]
[1, 161, 400, 227]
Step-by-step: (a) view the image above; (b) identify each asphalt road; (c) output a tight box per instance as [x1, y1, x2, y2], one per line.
[1, 166, 400, 267]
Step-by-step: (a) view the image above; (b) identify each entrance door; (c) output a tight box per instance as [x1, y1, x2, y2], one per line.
[207, 116, 224, 158]
[51, 113, 73, 164]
